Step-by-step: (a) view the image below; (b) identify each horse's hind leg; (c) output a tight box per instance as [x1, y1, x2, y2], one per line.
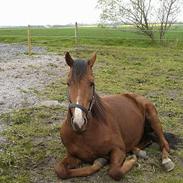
[145, 103, 175, 171]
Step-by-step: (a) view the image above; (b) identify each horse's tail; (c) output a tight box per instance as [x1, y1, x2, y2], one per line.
[143, 120, 182, 149]
[164, 132, 182, 149]
[147, 132, 182, 150]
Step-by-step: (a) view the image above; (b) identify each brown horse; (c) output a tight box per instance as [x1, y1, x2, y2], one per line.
[54, 52, 175, 181]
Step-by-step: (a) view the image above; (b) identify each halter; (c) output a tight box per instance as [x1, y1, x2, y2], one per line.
[68, 84, 95, 119]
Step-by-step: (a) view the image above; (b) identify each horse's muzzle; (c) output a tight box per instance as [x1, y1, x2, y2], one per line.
[71, 116, 87, 133]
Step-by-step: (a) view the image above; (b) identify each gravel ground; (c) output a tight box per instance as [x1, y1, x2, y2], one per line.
[0, 43, 47, 61]
[0, 43, 67, 115]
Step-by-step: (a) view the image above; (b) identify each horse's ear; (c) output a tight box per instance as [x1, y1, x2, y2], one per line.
[88, 52, 96, 68]
[65, 52, 74, 67]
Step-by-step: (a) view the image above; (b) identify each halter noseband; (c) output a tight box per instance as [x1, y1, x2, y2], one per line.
[68, 84, 95, 119]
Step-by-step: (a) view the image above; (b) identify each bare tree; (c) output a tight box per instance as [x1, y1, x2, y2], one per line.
[158, 0, 180, 41]
[97, 0, 181, 42]
[122, 0, 155, 41]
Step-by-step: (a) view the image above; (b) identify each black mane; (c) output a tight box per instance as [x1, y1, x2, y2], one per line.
[92, 93, 106, 122]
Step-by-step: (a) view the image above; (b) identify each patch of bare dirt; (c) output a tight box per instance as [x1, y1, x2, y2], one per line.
[0, 43, 67, 115]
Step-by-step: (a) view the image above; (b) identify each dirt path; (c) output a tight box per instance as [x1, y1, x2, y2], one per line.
[0, 43, 68, 139]
[0, 43, 67, 115]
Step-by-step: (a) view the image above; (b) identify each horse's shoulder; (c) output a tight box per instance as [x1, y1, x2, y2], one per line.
[60, 120, 74, 140]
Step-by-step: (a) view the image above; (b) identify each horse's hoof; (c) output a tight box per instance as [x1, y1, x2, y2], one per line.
[94, 158, 108, 167]
[162, 158, 175, 172]
[137, 150, 148, 160]
[134, 150, 148, 160]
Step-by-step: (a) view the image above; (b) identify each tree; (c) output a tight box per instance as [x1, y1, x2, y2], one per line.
[97, 0, 181, 42]
[158, 0, 180, 41]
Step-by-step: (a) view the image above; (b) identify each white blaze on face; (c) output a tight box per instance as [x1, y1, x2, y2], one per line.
[73, 91, 85, 128]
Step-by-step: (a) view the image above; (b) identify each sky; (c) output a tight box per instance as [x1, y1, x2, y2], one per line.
[0, 0, 182, 26]
[0, 0, 100, 26]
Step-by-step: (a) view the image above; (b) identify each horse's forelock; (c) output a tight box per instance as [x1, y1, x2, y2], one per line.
[72, 60, 88, 82]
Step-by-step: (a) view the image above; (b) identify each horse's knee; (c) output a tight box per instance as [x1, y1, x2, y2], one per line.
[108, 167, 123, 181]
[54, 162, 70, 179]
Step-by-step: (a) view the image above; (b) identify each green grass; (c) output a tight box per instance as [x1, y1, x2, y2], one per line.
[0, 25, 183, 49]
[0, 44, 183, 182]
[0, 106, 67, 183]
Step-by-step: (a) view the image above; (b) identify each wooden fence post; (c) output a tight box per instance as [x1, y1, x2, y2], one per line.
[28, 25, 32, 56]
[75, 22, 78, 45]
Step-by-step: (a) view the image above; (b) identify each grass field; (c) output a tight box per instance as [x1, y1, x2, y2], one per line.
[0, 24, 183, 49]
[0, 26, 183, 183]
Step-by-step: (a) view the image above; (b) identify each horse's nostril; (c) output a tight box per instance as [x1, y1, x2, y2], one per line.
[73, 122, 80, 131]
[83, 118, 87, 126]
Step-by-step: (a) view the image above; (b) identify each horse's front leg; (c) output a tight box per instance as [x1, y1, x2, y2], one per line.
[55, 155, 107, 179]
[108, 148, 137, 181]
[54, 153, 82, 179]
[108, 148, 126, 180]
[64, 158, 107, 178]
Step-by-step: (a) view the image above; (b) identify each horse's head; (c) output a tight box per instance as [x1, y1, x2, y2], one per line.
[65, 52, 96, 133]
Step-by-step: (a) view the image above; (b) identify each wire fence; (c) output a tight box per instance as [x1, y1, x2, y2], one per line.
[0, 23, 183, 55]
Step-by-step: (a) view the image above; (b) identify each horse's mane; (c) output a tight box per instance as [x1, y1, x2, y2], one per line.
[92, 93, 106, 122]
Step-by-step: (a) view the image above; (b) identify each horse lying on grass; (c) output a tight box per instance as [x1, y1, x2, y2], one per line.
[54, 52, 177, 181]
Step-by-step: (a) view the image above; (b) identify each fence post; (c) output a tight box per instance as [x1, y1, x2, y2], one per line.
[27, 25, 32, 56]
[75, 22, 78, 45]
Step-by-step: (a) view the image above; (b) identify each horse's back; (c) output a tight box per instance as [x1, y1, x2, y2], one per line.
[102, 93, 146, 151]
